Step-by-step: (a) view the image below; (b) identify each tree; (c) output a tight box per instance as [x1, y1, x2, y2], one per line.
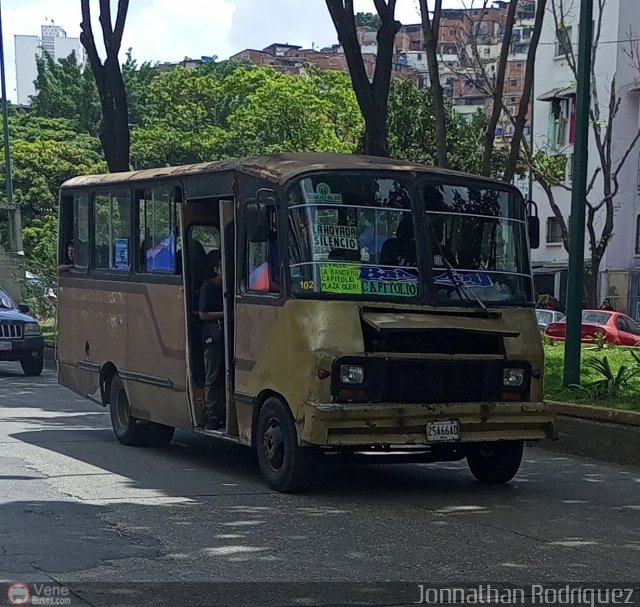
[387, 78, 507, 175]
[325, 0, 400, 156]
[122, 50, 157, 128]
[419, 0, 447, 167]
[355, 12, 381, 29]
[130, 66, 363, 169]
[533, 0, 640, 307]
[0, 113, 104, 223]
[31, 52, 101, 136]
[80, 0, 131, 172]
[419, 0, 546, 177]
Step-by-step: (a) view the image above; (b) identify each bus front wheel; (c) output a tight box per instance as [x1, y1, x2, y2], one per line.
[256, 397, 313, 493]
[466, 440, 524, 484]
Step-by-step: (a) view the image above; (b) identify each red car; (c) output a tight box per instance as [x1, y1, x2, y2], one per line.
[544, 310, 640, 346]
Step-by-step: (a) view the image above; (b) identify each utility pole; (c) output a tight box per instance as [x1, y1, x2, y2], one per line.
[0, 0, 22, 254]
[563, 0, 593, 386]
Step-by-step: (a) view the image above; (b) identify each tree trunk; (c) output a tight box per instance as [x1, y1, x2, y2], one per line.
[503, 0, 547, 184]
[480, 0, 518, 177]
[585, 257, 601, 309]
[362, 107, 389, 156]
[419, 0, 448, 168]
[325, 0, 398, 158]
[80, 0, 130, 173]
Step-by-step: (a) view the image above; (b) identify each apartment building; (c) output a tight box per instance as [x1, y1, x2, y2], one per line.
[531, 0, 640, 315]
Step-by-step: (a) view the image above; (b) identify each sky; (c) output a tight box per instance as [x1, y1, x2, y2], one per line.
[1, 0, 470, 102]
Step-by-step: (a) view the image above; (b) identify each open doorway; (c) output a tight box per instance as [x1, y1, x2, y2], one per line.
[181, 198, 236, 434]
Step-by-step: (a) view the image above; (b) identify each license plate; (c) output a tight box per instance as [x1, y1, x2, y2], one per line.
[0, 341, 11, 351]
[427, 419, 461, 442]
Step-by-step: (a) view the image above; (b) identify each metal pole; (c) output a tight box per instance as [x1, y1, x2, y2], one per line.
[0, 0, 20, 253]
[563, 0, 593, 386]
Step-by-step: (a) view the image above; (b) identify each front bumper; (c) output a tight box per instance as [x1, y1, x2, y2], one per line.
[0, 336, 45, 362]
[301, 401, 556, 446]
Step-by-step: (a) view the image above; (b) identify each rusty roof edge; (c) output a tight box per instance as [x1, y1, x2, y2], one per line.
[60, 153, 516, 191]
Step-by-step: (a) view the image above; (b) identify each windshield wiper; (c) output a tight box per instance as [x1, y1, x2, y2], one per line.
[427, 220, 489, 316]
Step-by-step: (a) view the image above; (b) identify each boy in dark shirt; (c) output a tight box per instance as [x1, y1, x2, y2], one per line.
[199, 255, 225, 430]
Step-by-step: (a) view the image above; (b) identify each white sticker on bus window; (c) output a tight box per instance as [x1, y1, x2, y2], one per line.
[306, 182, 343, 204]
[115, 238, 129, 269]
[312, 224, 358, 250]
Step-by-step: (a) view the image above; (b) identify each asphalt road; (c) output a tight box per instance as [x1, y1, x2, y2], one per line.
[1, 363, 639, 606]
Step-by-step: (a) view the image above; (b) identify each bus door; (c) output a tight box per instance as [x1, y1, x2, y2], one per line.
[219, 200, 237, 436]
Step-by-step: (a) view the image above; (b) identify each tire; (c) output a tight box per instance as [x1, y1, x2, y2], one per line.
[256, 397, 313, 492]
[109, 374, 148, 447]
[21, 354, 44, 376]
[466, 440, 524, 484]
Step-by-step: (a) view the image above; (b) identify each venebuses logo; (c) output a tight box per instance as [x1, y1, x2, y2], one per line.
[7, 582, 31, 606]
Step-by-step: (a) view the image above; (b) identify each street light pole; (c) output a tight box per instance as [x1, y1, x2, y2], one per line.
[0, 0, 21, 254]
[563, 0, 593, 386]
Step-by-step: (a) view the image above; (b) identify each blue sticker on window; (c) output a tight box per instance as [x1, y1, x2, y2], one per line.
[433, 272, 494, 288]
[360, 267, 418, 283]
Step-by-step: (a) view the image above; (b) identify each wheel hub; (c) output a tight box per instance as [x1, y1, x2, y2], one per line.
[262, 420, 285, 471]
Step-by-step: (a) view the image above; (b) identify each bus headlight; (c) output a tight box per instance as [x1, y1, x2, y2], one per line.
[24, 323, 42, 337]
[503, 368, 524, 387]
[340, 365, 365, 385]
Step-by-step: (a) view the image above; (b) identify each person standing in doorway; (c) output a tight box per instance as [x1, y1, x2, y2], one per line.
[199, 254, 226, 431]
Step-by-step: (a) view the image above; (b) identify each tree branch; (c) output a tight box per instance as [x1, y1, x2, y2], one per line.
[503, 0, 548, 183]
[480, 0, 518, 177]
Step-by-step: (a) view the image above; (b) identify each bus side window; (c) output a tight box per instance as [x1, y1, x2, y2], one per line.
[139, 188, 179, 274]
[93, 191, 132, 272]
[72, 194, 90, 269]
[247, 206, 280, 294]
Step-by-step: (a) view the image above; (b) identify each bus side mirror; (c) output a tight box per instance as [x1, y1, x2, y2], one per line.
[246, 200, 269, 243]
[526, 200, 540, 249]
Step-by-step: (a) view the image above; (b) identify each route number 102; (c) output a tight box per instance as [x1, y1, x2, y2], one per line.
[299, 280, 315, 290]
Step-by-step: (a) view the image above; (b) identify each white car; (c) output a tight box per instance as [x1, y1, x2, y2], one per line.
[535, 309, 565, 330]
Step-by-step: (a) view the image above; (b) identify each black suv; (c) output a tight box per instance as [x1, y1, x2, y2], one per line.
[0, 287, 45, 376]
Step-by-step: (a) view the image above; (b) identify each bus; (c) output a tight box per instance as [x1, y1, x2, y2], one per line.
[57, 153, 555, 492]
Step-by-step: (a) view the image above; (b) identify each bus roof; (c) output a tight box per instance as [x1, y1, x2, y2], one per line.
[60, 152, 516, 191]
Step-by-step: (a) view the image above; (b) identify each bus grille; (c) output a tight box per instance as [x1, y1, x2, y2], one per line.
[384, 360, 488, 403]
[0, 324, 23, 339]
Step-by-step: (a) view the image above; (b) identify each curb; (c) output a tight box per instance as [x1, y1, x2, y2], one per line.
[548, 400, 640, 426]
[535, 401, 640, 466]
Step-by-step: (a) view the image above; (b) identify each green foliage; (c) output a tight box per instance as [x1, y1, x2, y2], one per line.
[355, 12, 381, 29]
[131, 65, 363, 167]
[387, 79, 511, 177]
[579, 356, 640, 399]
[0, 114, 106, 222]
[20, 215, 58, 322]
[31, 51, 101, 136]
[544, 344, 640, 410]
[531, 150, 568, 185]
[585, 331, 608, 351]
[122, 49, 157, 128]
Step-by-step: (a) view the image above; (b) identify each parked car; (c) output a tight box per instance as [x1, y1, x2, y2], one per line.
[0, 287, 45, 376]
[544, 310, 640, 346]
[535, 309, 565, 330]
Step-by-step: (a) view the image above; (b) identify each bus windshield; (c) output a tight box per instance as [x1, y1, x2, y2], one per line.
[288, 175, 420, 300]
[287, 173, 533, 305]
[423, 181, 532, 304]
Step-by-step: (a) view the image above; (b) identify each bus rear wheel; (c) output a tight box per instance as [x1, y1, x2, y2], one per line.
[256, 397, 313, 493]
[109, 375, 174, 447]
[466, 440, 524, 484]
